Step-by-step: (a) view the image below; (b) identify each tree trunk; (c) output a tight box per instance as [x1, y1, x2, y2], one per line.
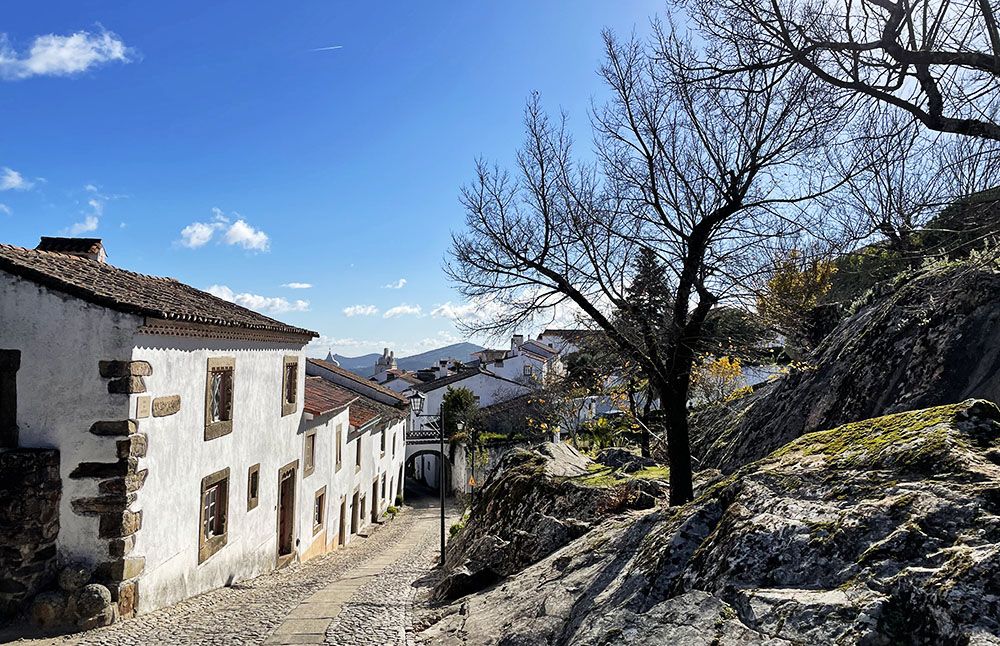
[648, 390, 694, 505]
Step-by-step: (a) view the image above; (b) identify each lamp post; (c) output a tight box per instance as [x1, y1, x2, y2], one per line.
[408, 390, 449, 567]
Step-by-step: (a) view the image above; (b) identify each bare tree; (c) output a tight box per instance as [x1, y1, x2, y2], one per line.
[446, 27, 848, 505]
[835, 108, 1000, 258]
[686, 0, 1000, 140]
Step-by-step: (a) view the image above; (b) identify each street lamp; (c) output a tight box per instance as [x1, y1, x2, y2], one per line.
[408, 390, 448, 566]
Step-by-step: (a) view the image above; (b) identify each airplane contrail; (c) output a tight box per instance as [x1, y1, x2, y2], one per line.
[311, 45, 344, 52]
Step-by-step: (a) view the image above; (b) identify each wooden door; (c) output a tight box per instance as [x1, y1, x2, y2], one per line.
[338, 498, 347, 546]
[277, 463, 296, 562]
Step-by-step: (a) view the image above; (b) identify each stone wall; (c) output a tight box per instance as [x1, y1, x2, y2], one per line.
[0, 448, 61, 617]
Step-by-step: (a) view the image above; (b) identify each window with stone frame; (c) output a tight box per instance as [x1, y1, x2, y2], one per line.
[199, 468, 230, 563]
[380, 429, 386, 455]
[523, 364, 533, 377]
[247, 464, 260, 511]
[355, 436, 363, 471]
[313, 486, 327, 534]
[381, 473, 386, 499]
[335, 425, 343, 471]
[281, 356, 299, 417]
[0, 350, 19, 448]
[392, 431, 396, 458]
[205, 358, 235, 440]
[304, 430, 317, 477]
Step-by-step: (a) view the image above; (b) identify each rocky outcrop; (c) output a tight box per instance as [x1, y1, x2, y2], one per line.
[417, 400, 1000, 644]
[693, 263, 1000, 473]
[433, 442, 668, 601]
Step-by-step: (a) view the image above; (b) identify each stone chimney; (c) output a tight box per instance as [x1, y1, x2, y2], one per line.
[36, 237, 106, 263]
[511, 334, 524, 353]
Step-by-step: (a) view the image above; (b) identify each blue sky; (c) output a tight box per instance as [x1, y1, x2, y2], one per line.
[1, 1, 660, 357]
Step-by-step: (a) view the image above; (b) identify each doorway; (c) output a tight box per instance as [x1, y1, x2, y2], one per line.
[276, 461, 297, 566]
[338, 498, 347, 546]
[371, 479, 379, 523]
[350, 491, 359, 535]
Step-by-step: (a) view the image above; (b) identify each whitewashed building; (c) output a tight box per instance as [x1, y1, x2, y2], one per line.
[470, 335, 562, 384]
[0, 237, 404, 625]
[300, 365, 407, 559]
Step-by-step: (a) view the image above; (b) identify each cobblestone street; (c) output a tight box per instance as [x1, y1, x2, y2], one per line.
[6, 500, 452, 646]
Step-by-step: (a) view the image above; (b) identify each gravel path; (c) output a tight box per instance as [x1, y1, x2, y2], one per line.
[6, 501, 450, 646]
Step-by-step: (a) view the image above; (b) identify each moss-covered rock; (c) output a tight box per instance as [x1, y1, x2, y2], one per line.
[432, 442, 668, 602]
[692, 261, 1000, 474]
[418, 400, 1000, 645]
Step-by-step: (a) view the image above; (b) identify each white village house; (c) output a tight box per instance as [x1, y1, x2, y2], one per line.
[470, 334, 562, 384]
[0, 237, 406, 626]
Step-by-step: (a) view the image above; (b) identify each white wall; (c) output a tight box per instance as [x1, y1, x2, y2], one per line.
[130, 336, 308, 612]
[0, 271, 139, 564]
[483, 353, 545, 383]
[408, 373, 531, 434]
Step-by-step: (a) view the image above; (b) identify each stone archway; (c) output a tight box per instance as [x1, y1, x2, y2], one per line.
[403, 449, 452, 499]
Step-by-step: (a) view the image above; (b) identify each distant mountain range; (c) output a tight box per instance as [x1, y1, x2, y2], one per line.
[323, 342, 486, 377]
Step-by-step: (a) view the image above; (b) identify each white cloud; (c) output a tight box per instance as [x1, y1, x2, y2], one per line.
[178, 208, 270, 252]
[0, 167, 33, 191]
[224, 219, 269, 251]
[67, 215, 98, 235]
[0, 29, 131, 80]
[282, 282, 312, 289]
[430, 301, 481, 320]
[382, 278, 407, 289]
[0, 204, 10, 215]
[179, 222, 216, 248]
[206, 285, 309, 314]
[343, 304, 379, 317]
[383, 304, 422, 319]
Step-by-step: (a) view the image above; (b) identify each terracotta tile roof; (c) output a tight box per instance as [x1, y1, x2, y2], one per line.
[0, 242, 316, 339]
[307, 358, 407, 404]
[349, 398, 383, 428]
[303, 377, 358, 416]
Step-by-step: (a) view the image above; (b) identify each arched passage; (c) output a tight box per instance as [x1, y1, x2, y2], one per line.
[404, 449, 453, 499]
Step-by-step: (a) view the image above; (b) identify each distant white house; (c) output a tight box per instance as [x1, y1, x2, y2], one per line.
[470, 334, 562, 384]
[0, 237, 405, 625]
[536, 328, 597, 355]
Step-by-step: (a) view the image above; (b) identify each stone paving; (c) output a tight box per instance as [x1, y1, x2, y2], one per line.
[5, 500, 451, 646]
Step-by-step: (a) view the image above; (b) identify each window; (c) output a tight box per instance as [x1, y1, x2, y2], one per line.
[205, 358, 235, 440]
[523, 365, 533, 377]
[313, 486, 327, 534]
[392, 432, 396, 458]
[355, 437, 362, 471]
[0, 350, 19, 449]
[247, 464, 260, 510]
[494, 359, 504, 368]
[304, 431, 317, 477]
[281, 356, 299, 416]
[380, 430, 386, 455]
[381, 474, 386, 499]
[199, 468, 230, 563]
[335, 425, 343, 471]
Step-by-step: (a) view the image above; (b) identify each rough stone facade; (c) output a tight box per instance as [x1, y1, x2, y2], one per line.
[0, 448, 61, 617]
[70, 409, 148, 620]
